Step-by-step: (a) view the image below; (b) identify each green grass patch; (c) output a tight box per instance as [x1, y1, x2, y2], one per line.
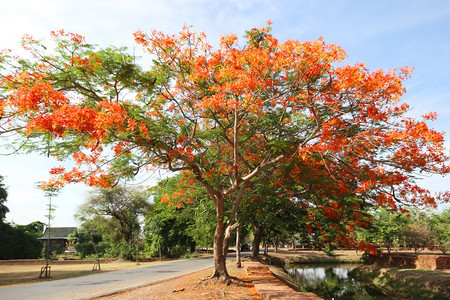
[351, 265, 449, 300]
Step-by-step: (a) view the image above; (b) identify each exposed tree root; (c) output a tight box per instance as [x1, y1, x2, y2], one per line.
[198, 275, 244, 286]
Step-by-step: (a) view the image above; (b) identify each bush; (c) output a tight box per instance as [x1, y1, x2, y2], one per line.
[0, 222, 43, 259]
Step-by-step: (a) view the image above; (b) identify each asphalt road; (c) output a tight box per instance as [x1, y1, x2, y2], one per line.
[0, 255, 235, 300]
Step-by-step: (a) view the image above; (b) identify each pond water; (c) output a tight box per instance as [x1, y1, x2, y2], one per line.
[286, 264, 388, 300]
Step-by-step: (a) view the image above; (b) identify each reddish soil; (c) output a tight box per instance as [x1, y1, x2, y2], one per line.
[97, 261, 261, 300]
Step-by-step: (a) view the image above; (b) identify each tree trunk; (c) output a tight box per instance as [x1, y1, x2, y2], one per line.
[236, 225, 241, 268]
[223, 224, 235, 257]
[211, 217, 229, 280]
[158, 240, 162, 261]
[204, 182, 247, 280]
[252, 223, 262, 258]
[210, 195, 231, 280]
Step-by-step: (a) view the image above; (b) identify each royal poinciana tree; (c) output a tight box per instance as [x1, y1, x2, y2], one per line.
[1, 22, 449, 280]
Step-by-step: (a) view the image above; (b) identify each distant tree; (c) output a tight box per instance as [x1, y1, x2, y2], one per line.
[185, 195, 216, 252]
[428, 209, 450, 254]
[0, 177, 44, 259]
[0, 221, 44, 259]
[76, 185, 151, 259]
[74, 221, 108, 258]
[358, 208, 408, 253]
[402, 223, 432, 253]
[144, 207, 196, 258]
[143, 176, 198, 258]
[16, 220, 45, 235]
[0, 175, 8, 223]
[240, 181, 305, 258]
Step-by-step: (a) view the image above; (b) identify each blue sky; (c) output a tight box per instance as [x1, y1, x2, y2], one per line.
[1, 0, 449, 226]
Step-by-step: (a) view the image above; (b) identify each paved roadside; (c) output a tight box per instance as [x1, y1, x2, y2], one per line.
[0, 256, 233, 300]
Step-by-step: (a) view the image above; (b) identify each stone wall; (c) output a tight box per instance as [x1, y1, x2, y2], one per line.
[416, 255, 450, 270]
[368, 253, 449, 270]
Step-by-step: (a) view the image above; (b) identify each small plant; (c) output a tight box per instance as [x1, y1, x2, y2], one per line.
[323, 245, 334, 256]
[181, 251, 197, 259]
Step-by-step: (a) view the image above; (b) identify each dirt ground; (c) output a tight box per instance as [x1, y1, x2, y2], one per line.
[2, 249, 446, 299]
[95, 249, 449, 299]
[98, 249, 362, 300]
[0, 249, 362, 299]
[97, 261, 261, 300]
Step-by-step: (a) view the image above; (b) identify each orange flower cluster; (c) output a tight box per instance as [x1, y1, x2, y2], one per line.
[50, 29, 85, 44]
[1, 24, 448, 255]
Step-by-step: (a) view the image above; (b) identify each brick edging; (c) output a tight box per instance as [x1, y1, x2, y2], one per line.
[243, 261, 323, 300]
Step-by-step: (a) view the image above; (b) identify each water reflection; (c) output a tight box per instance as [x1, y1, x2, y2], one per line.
[287, 265, 387, 300]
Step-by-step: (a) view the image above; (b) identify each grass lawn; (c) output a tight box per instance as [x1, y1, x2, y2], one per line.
[0, 260, 164, 288]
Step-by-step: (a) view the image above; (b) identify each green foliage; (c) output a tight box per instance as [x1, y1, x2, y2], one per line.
[352, 267, 449, 300]
[357, 208, 408, 252]
[185, 194, 216, 250]
[76, 217, 136, 259]
[0, 176, 45, 259]
[143, 175, 213, 258]
[144, 211, 196, 258]
[429, 209, 450, 254]
[402, 223, 432, 253]
[76, 185, 151, 259]
[0, 175, 9, 223]
[238, 165, 308, 257]
[1, 33, 159, 177]
[144, 202, 196, 257]
[0, 221, 44, 259]
[73, 223, 108, 259]
[357, 208, 449, 254]
[181, 251, 197, 259]
[2, 26, 449, 279]
[323, 245, 335, 256]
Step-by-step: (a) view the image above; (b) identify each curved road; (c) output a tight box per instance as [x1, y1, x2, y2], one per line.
[0, 255, 235, 300]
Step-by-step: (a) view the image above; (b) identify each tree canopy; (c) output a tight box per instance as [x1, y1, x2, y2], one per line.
[1, 22, 449, 279]
[76, 185, 151, 259]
